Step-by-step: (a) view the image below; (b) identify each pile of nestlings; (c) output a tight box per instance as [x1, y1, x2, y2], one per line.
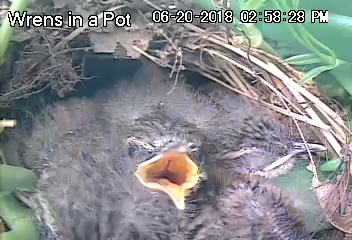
[17, 61, 328, 240]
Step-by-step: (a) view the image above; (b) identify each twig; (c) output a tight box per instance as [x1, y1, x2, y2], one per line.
[198, 71, 329, 129]
[267, 63, 347, 132]
[268, 63, 343, 157]
[184, 22, 348, 136]
[0, 119, 16, 128]
[132, 45, 175, 69]
[206, 48, 312, 122]
[277, 94, 320, 182]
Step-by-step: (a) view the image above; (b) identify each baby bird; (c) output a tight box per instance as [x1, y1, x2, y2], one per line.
[210, 92, 326, 178]
[100, 64, 325, 201]
[183, 173, 309, 240]
[22, 64, 222, 239]
[21, 62, 324, 239]
[24, 97, 186, 240]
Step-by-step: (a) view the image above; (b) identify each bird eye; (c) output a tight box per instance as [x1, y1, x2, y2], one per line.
[128, 143, 156, 159]
[128, 143, 141, 156]
[188, 143, 199, 152]
[127, 137, 155, 158]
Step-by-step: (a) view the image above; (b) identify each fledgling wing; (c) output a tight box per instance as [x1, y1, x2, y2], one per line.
[24, 98, 184, 240]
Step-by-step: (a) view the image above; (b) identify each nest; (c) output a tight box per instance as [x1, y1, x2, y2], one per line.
[1, 0, 352, 238]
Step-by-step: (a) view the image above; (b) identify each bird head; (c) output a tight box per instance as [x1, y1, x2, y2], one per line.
[129, 135, 202, 210]
[223, 139, 327, 179]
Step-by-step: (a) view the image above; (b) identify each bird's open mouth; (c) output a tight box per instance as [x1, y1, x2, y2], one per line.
[135, 151, 200, 210]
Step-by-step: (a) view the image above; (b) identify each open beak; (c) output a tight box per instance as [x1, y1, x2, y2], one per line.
[135, 151, 200, 210]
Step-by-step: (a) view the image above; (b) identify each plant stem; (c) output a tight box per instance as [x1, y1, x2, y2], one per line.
[0, 0, 29, 64]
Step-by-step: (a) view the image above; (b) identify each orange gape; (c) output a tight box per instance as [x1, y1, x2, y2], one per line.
[135, 151, 200, 209]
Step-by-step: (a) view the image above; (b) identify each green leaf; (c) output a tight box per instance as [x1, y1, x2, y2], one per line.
[319, 159, 342, 172]
[272, 0, 337, 65]
[0, 193, 39, 240]
[227, 1, 352, 62]
[0, 0, 29, 64]
[240, 0, 267, 11]
[300, 65, 334, 84]
[272, 163, 332, 231]
[0, 165, 37, 193]
[330, 62, 352, 97]
[283, 53, 322, 65]
[292, 0, 300, 9]
[303, 13, 352, 63]
[318, 83, 345, 98]
[242, 23, 263, 47]
[297, 0, 352, 18]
